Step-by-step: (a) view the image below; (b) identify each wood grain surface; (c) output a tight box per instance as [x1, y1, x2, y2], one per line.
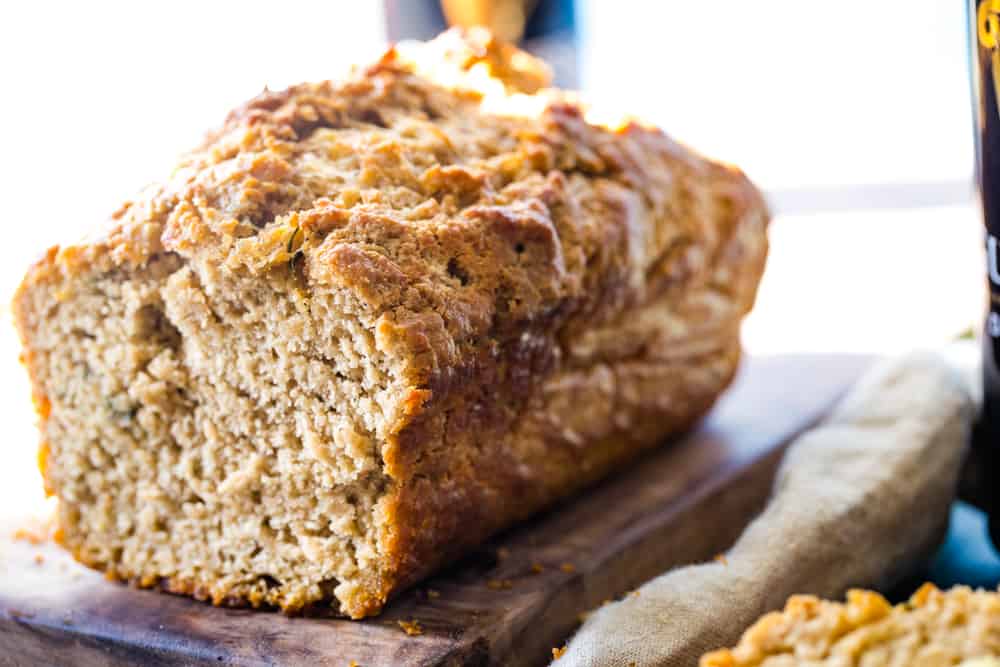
[0, 355, 870, 667]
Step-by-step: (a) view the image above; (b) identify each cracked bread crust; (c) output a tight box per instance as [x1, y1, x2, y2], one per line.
[14, 28, 769, 618]
[701, 585, 1000, 666]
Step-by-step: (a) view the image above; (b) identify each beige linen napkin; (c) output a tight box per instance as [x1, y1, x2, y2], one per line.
[554, 352, 976, 666]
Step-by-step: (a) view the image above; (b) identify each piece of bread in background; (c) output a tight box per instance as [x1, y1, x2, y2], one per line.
[701, 584, 1000, 666]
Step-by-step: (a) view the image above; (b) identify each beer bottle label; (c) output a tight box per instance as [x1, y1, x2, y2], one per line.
[973, 0, 1000, 423]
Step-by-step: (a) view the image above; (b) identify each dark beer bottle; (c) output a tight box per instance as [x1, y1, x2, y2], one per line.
[969, 0, 1000, 547]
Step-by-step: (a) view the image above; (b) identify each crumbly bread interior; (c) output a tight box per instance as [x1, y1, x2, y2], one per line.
[18, 254, 398, 614]
[701, 585, 1000, 667]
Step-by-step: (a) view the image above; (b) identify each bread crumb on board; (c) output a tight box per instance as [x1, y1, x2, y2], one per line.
[425, 588, 440, 599]
[530, 562, 545, 574]
[559, 562, 576, 573]
[552, 645, 568, 660]
[397, 619, 423, 636]
[12, 526, 50, 545]
[486, 578, 513, 590]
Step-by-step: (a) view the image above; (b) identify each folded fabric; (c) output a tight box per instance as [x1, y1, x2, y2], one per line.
[554, 352, 976, 666]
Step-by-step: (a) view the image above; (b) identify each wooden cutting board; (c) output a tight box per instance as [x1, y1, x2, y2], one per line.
[0, 355, 870, 667]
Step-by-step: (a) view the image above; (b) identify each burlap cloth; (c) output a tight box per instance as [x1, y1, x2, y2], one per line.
[554, 352, 976, 666]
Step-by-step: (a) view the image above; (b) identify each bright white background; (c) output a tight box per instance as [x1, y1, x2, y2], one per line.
[0, 0, 984, 519]
[580, 1, 972, 191]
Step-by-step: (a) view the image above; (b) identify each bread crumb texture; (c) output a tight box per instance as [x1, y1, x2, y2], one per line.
[397, 619, 423, 636]
[14, 29, 768, 618]
[701, 585, 1000, 666]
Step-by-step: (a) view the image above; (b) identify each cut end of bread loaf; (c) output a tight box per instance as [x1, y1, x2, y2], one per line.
[16, 253, 401, 617]
[14, 29, 769, 618]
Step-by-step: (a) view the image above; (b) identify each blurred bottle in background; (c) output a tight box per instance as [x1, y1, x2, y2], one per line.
[384, 0, 579, 87]
[969, 0, 1000, 547]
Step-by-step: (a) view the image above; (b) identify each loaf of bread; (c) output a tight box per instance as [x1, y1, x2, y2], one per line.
[701, 585, 1000, 666]
[13, 29, 768, 618]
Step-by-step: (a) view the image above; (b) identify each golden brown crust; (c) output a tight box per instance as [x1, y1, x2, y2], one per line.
[15, 28, 769, 617]
[702, 585, 1000, 666]
[387, 353, 740, 601]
